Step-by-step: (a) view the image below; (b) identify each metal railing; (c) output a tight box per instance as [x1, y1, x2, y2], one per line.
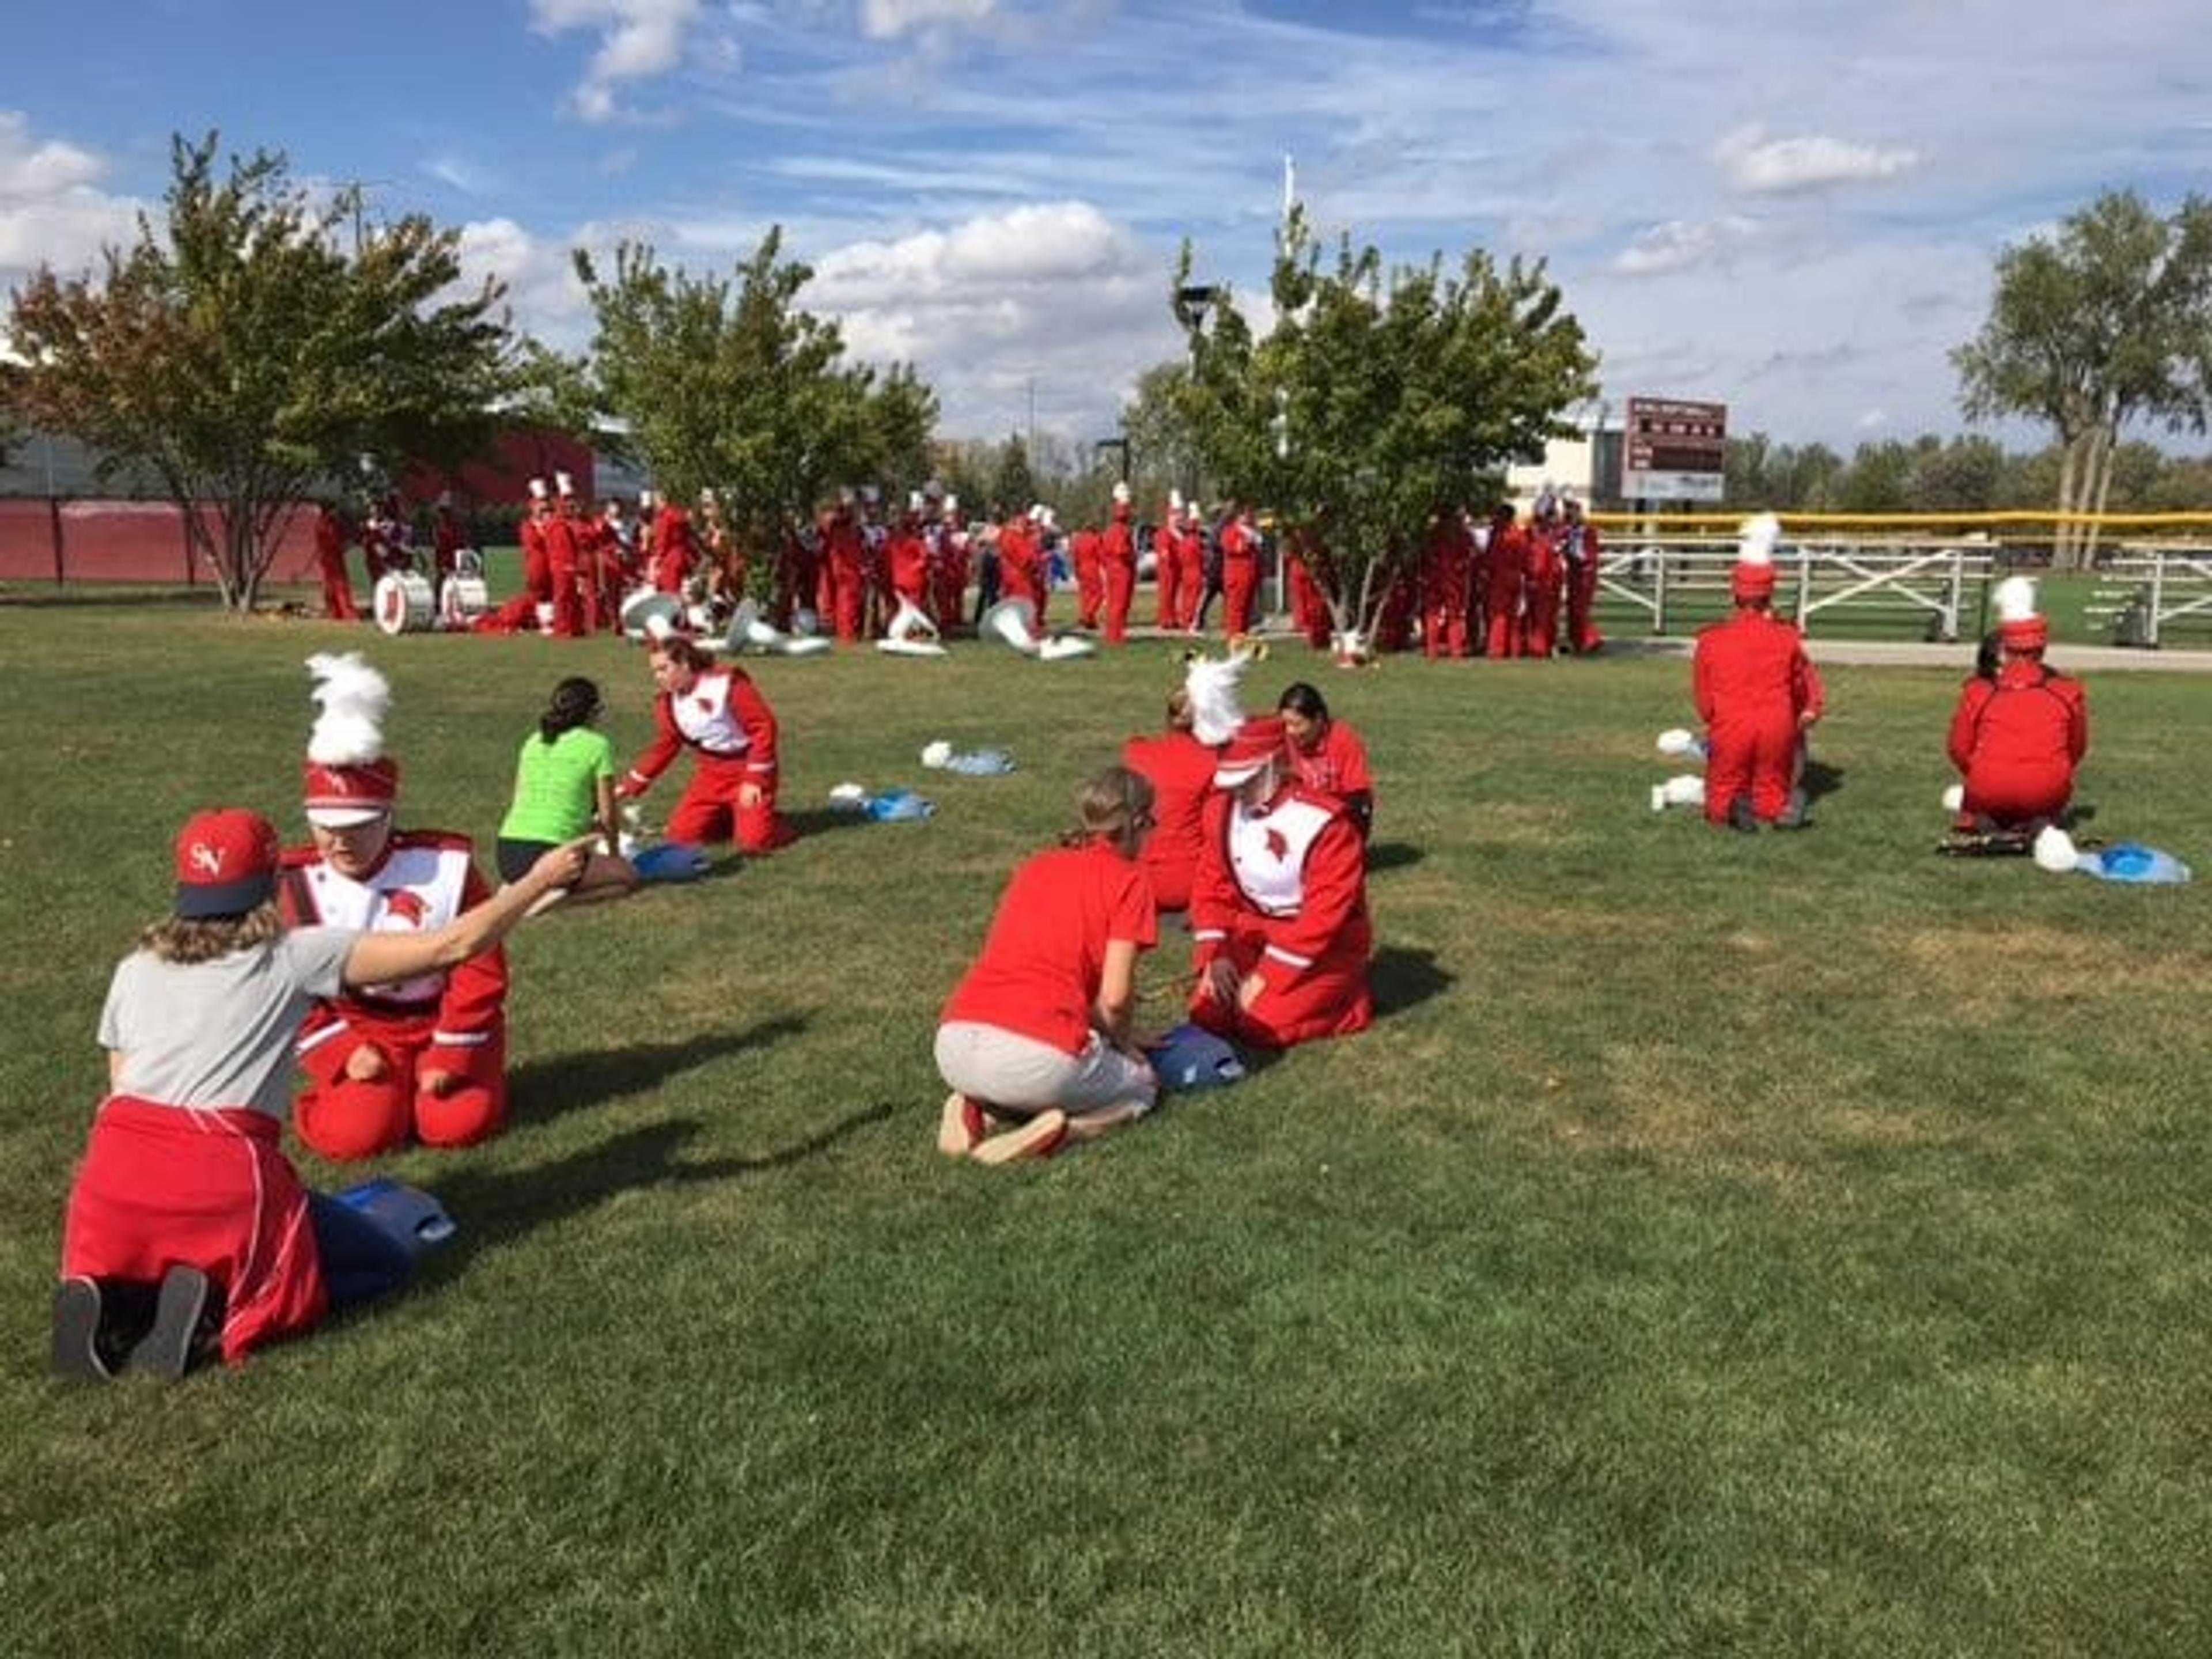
[2084, 546, 2212, 647]
[1596, 537, 1994, 639]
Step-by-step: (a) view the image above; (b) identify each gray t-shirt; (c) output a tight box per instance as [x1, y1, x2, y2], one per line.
[99, 927, 355, 1121]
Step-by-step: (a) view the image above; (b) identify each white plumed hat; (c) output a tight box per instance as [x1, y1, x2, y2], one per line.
[555, 471, 575, 498]
[528, 478, 548, 501]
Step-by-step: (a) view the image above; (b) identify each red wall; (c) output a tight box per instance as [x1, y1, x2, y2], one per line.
[0, 499, 320, 586]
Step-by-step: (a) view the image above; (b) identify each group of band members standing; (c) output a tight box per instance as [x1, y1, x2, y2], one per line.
[316, 473, 1617, 660]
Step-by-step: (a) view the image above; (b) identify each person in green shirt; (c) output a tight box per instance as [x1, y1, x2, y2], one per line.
[497, 677, 638, 909]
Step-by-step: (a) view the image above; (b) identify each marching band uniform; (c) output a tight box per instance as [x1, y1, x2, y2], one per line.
[1101, 488, 1138, 643]
[821, 497, 867, 642]
[1220, 505, 1262, 637]
[545, 476, 588, 637]
[1189, 718, 1373, 1049]
[1522, 495, 1564, 657]
[1947, 578, 2087, 830]
[1692, 517, 1824, 828]
[1285, 715, 1374, 836]
[998, 510, 1046, 619]
[1285, 525, 1332, 649]
[521, 480, 554, 619]
[431, 498, 467, 584]
[1072, 523, 1105, 631]
[1422, 510, 1474, 658]
[314, 505, 358, 621]
[888, 505, 931, 618]
[930, 502, 970, 632]
[620, 648, 790, 853]
[650, 497, 695, 596]
[1483, 506, 1528, 658]
[1560, 497, 1605, 654]
[1175, 511, 1209, 630]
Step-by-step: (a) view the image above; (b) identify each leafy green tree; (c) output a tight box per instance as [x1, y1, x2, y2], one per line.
[6, 132, 520, 609]
[1118, 359, 1210, 509]
[992, 433, 1037, 514]
[1171, 207, 1597, 642]
[1953, 189, 2212, 566]
[573, 229, 937, 595]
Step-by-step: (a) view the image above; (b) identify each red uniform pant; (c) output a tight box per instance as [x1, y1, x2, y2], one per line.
[666, 753, 791, 854]
[317, 555, 358, 621]
[1222, 557, 1259, 637]
[1566, 560, 1603, 653]
[1705, 713, 1802, 826]
[1190, 918, 1373, 1050]
[295, 1013, 507, 1161]
[1103, 559, 1135, 643]
[1961, 763, 2072, 829]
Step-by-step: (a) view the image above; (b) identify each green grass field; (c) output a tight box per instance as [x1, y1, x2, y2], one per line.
[2, 596, 2207, 1657]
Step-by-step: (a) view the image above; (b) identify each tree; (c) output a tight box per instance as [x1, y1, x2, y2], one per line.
[573, 229, 937, 594]
[1118, 359, 1210, 506]
[991, 433, 1037, 514]
[7, 132, 519, 610]
[1953, 190, 2212, 567]
[1171, 207, 1597, 644]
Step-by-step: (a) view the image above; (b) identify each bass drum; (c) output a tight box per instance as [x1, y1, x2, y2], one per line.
[373, 571, 437, 636]
[438, 574, 490, 629]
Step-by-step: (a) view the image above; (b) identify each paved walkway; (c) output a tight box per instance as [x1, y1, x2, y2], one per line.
[1602, 638, 2212, 673]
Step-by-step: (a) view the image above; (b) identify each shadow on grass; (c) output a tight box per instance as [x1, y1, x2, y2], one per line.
[782, 806, 888, 841]
[1366, 840, 1424, 873]
[507, 1015, 806, 1123]
[426, 1102, 896, 1263]
[1802, 757, 1847, 803]
[1370, 944, 1453, 1021]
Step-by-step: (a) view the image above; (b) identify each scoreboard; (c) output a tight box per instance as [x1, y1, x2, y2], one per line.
[1624, 396, 1726, 502]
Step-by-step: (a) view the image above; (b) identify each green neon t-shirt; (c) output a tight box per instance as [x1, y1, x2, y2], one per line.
[499, 726, 615, 843]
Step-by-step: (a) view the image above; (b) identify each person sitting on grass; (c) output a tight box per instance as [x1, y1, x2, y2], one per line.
[498, 675, 638, 911]
[1947, 575, 2088, 837]
[52, 809, 585, 1380]
[934, 766, 1162, 1165]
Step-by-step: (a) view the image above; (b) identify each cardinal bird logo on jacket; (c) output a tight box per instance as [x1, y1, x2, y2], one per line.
[381, 890, 427, 927]
[1264, 828, 1288, 861]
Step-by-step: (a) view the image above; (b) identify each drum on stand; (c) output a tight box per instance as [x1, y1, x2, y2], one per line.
[438, 574, 490, 628]
[373, 571, 436, 636]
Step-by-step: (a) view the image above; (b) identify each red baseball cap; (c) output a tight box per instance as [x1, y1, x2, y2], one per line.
[173, 808, 279, 918]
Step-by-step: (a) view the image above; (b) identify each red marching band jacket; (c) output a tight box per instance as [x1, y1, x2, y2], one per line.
[1190, 785, 1372, 988]
[276, 831, 506, 1060]
[623, 666, 781, 792]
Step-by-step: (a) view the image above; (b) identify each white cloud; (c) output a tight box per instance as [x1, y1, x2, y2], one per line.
[529, 0, 714, 123]
[0, 113, 138, 279]
[1612, 218, 1758, 278]
[860, 0, 998, 40]
[1713, 124, 1921, 195]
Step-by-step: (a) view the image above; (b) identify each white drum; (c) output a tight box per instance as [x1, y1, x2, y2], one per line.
[373, 572, 436, 636]
[438, 574, 490, 628]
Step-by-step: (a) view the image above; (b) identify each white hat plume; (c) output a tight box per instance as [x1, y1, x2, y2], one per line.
[1737, 513, 1781, 567]
[1994, 575, 2040, 624]
[305, 652, 391, 766]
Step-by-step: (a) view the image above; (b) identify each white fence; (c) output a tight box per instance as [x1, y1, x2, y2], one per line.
[1596, 537, 1995, 640]
[2085, 547, 2212, 647]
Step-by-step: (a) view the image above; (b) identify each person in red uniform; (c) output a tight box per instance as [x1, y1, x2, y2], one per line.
[520, 478, 554, 625]
[51, 807, 584, 1378]
[887, 493, 931, 622]
[935, 766, 1161, 1164]
[1522, 491, 1565, 657]
[1559, 493, 1605, 654]
[997, 506, 1046, 621]
[1482, 501, 1528, 658]
[619, 626, 791, 853]
[1277, 681, 1374, 836]
[1154, 491, 1187, 630]
[1421, 506, 1474, 658]
[1219, 501, 1263, 637]
[279, 654, 518, 1161]
[431, 493, 468, 584]
[1188, 715, 1373, 1050]
[1071, 517, 1105, 631]
[542, 472, 589, 637]
[650, 489, 695, 597]
[1101, 482, 1139, 644]
[1121, 685, 1219, 912]
[1692, 514, 1824, 830]
[1947, 575, 2088, 832]
[313, 502, 359, 621]
[820, 489, 867, 643]
[1284, 522, 1334, 650]
[930, 497, 970, 634]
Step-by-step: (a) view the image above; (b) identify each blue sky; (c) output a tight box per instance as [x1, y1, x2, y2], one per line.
[5, 0, 2210, 454]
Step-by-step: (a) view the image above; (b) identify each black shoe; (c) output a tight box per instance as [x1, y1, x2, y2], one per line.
[50, 1277, 114, 1381]
[128, 1266, 213, 1381]
[1727, 797, 1758, 834]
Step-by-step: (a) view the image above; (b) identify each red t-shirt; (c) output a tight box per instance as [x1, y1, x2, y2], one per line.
[1289, 719, 1372, 802]
[1121, 729, 1219, 910]
[941, 840, 1157, 1053]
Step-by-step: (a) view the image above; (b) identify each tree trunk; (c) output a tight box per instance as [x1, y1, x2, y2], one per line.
[2084, 421, 2120, 567]
[2053, 430, 2088, 571]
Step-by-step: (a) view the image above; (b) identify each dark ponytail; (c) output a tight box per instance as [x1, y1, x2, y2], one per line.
[539, 676, 603, 745]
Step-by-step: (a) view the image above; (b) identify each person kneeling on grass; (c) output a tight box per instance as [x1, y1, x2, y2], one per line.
[934, 766, 1162, 1164]
[52, 808, 586, 1380]
[498, 675, 639, 911]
